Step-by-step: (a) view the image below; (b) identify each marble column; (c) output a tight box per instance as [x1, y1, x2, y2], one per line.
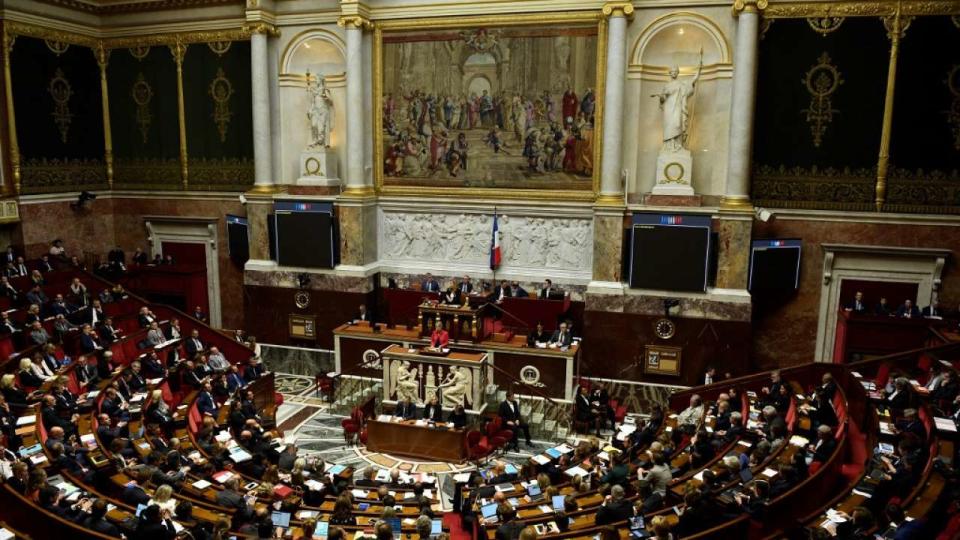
[251, 28, 275, 192]
[722, 0, 766, 210]
[597, 3, 633, 205]
[341, 16, 372, 196]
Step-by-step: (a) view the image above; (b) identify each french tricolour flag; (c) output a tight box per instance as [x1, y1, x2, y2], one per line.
[490, 212, 502, 270]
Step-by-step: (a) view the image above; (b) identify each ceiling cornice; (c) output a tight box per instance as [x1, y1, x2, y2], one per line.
[30, 0, 244, 16]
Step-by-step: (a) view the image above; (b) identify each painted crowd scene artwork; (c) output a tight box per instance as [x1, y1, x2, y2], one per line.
[380, 24, 600, 190]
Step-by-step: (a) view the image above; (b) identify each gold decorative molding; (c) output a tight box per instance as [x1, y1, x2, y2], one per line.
[2, 28, 20, 195]
[32, 0, 240, 15]
[94, 44, 114, 188]
[208, 68, 234, 143]
[719, 195, 753, 212]
[733, 0, 768, 16]
[801, 52, 843, 148]
[765, 1, 960, 18]
[130, 46, 151, 60]
[169, 41, 189, 189]
[44, 39, 70, 55]
[337, 15, 373, 31]
[244, 23, 281, 38]
[2, 21, 257, 50]
[207, 40, 232, 56]
[132, 73, 154, 143]
[601, 2, 635, 19]
[595, 193, 625, 207]
[806, 15, 845, 34]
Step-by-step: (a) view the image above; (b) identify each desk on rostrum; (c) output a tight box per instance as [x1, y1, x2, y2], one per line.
[365, 419, 467, 462]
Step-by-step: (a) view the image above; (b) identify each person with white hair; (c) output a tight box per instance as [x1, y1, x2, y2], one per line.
[676, 394, 704, 427]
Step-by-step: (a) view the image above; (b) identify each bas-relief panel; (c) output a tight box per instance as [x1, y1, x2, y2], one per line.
[377, 210, 593, 278]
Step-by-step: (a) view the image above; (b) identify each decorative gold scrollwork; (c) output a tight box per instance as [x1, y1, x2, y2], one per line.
[208, 67, 234, 143]
[806, 16, 845, 35]
[44, 39, 69, 55]
[130, 46, 151, 61]
[801, 52, 843, 148]
[131, 73, 153, 143]
[882, 14, 914, 39]
[47, 68, 73, 143]
[946, 65, 960, 151]
[207, 41, 232, 56]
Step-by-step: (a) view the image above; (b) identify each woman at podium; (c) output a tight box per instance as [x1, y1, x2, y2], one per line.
[430, 326, 450, 349]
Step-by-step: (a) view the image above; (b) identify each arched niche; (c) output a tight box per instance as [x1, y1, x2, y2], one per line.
[623, 12, 733, 199]
[278, 29, 347, 185]
[631, 12, 730, 71]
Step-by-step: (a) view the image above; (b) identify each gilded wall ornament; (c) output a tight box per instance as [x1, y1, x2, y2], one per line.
[882, 14, 914, 39]
[952, 15, 960, 29]
[946, 65, 960, 151]
[208, 67, 233, 143]
[806, 16, 844, 35]
[44, 39, 69, 55]
[207, 41, 231, 56]
[131, 73, 154, 143]
[47, 68, 74, 143]
[130, 46, 151, 61]
[801, 52, 843, 148]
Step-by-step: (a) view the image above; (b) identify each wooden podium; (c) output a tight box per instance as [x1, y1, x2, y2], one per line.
[381, 344, 489, 413]
[417, 301, 487, 343]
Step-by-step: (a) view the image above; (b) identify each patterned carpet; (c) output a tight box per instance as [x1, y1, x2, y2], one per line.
[272, 372, 592, 510]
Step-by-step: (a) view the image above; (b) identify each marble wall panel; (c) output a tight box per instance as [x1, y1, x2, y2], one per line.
[18, 198, 117, 260]
[714, 216, 751, 290]
[592, 213, 625, 283]
[751, 217, 960, 369]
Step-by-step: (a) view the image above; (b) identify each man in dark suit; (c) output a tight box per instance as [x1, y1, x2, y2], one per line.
[549, 322, 573, 348]
[423, 396, 443, 422]
[96, 413, 125, 448]
[595, 485, 635, 525]
[197, 382, 217, 417]
[41, 395, 78, 436]
[37, 255, 54, 273]
[494, 505, 523, 540]
[458, 275, 473, 296]
[843, 291, 868, 313]
[137, 307, 157, 328]
[539, 279, 557, 299]
[216, 478, 251, 520]
[355, 468, 381, 487]
[395, 397, 417, 420]
[492, 280, 512, 302]
[0, 277, 18, 303]
[185, 329, 205, 357]
[121, 469, 152, 506]
[922, 300, 942, 317]
[141, 351, 166, 379]
[96, 316, 119, 344]
[499, 391, 532, 450]
[810, 424, 837, 463]
[526, 322, 549, 347]
[875, 297, 893, 316]
[511, 281, 528, 297]
[896, 299, 921, 319]
[13, 257, 27, 278]
[26, 286, 47, 307]
[0, 312, 18, 335]
[421, 273, 441, 293]
[87, 300, 105, 325]
[354, 304, 373, 323]
[83, 499, 121, 537]
[79, 324, 102, 354]
[894, 408, 927, 441]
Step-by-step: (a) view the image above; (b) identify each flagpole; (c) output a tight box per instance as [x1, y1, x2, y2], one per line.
[492, 207, 497, 286]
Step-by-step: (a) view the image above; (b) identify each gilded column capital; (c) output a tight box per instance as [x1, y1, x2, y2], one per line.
[93, 43, 110, 70]
[337, 15, 373, 30]
[732, 0, 768, 16]
[168, 40, 188, 65]
[601, 2, 635, 19]
[2, 31, 15, 56]
[245, 22, 281, 38]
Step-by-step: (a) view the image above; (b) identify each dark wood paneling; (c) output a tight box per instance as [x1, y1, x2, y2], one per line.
[339, 335, 403, 377]
[243, 285, 373, 349]
[581, 311, 751, 386]
[492, 351, 570, 399]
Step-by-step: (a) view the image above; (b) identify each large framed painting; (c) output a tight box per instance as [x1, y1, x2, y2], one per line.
[374, 13, 606, 200]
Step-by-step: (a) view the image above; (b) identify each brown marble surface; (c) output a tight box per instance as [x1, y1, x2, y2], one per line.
[244, 268, 373, 293]
[714, 217, 752, 290]
[337, 204, 378, 266]
[586, 290, 751, 322]
[19, 198, 117, 260]
[751, 217, 960, 369]
[245, 200, 271, 261]
[592, 213, 624, 283]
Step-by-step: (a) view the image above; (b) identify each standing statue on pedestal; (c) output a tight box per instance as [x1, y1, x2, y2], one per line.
[651, 49, 702, 152]
[648, 49, 702, 196]
[306, 71, 333, 149]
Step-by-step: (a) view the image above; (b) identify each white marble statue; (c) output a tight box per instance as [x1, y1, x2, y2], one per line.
[306, 71, 333, 149]
[393, 361, 420, 403]
[651, 49, 703, 152]
[438, 366, 472, 408]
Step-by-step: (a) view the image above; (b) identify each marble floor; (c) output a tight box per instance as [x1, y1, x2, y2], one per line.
[272, 372, 602, 510]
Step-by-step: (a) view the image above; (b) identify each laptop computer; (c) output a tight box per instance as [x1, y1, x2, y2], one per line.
[552, 495, 565, 511]
[387, 517, 402, 533]
[315, 521, 329, 538]
[271, 511, 291, 529]
[431, 519, 443, 536]
[135, 504, 148, 517]
[481, 502, 499, 522]
[527, 484, 542, 499]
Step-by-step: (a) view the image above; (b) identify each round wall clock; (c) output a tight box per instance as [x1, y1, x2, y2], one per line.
[654, 318, 676, 339]
[294, 290, 311, 309]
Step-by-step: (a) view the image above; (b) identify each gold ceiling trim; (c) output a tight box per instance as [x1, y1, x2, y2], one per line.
[765, 1, 960, 18]
[2, 20, 255, 50]
[373, 11, 601, 32]
[31, 0, 242, 16]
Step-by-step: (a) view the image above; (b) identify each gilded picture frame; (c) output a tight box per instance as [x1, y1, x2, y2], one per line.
[373, 12, 607, 202]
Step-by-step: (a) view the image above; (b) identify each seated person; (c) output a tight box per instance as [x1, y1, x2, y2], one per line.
[548, 322, 573, 349]
[574, 385, 600, 435]
[843, 291, 868, 313]
[511, 281, 528, 297]
[896, 299, 921, 318]
[354, 304, 372, 323]
[526, 322, 550, 347]
[676, 394, 705, 427]
[422, 396, 442, 422]
[874, 296, 893, 316]
[394, 397, 417, 420]
[448, 404, 467, 429]
[429, 325, 449, 349]
[439, 286, 459, 305]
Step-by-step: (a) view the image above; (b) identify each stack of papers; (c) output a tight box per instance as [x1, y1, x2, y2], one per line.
[564, 466, 588, 477]
[789, 435, 809, 447]
[935, 417, 958, 433]
[15, 415, 35, 426]
[531, 455, 551, 465]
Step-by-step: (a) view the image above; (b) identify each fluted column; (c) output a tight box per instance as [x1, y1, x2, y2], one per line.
[722, 0, 766, 210]
[2, 30, 19, 195]
[597, 2, 633, 205]
[340, 15, 372, 196]
[250, 27, 274, 192]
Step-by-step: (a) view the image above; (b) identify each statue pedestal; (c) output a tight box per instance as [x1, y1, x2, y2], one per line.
[296, 148, 340, 187]
[651, 149, 695, 196]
